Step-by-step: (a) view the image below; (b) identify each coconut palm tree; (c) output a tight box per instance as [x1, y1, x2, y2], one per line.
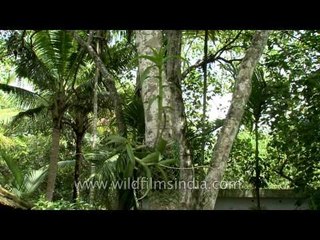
[4, 30, 92, 201]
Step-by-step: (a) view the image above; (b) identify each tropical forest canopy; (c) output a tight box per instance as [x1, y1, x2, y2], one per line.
[0, 30, 320, 210]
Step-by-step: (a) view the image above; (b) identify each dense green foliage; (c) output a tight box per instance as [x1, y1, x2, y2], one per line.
[1, 30, 320, 209]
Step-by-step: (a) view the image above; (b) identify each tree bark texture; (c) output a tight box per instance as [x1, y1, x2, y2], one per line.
[46, 126, 61, 201]
[136, 30, 173, 148]
[165, 30, 193, 209]
[197, 30, 271, 210]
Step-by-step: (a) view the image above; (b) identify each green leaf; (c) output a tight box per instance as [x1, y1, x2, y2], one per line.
[140, 152, 160, 164]
[11, 105, 47, 125]
[24, 160, 75, 196]
[138, 55, 157, 63]
[156, 137, 167, 154]
[158, 158, 177, 166]
[125, 144, 135, 177]
[0, 151, 24, 189]
[23, 167, 48, 196]
[135, 159, 152, 200]
[155, 164, 168, 182]
[57, 160, 75, 167]
[106, 135, 127, 145]
[0, 83, 39, 108]
[139, 66, 154, 84]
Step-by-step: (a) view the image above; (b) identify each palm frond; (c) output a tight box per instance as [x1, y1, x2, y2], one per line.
[243, 67, 268, 129]
[14, 43, 57, 91]
[1, 158, 75, 198]
[0, 108, 20, 124]
[32, 30, 59, 78]
[22, 166, 48, 196]
[0, 83, 40, 108]
[102, 40, 136, 73]
[11, 105, 47, 125]
[6, 107, 51, 135]
[0, 132, 15, 148]
[123, 95, 145, 138]
[0, 150, 23, 189]
[14, 30, 85, 92]
[52, 30, 77, 77]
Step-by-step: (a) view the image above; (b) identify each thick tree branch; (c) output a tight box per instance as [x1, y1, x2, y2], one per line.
[197, 30, 271, 210]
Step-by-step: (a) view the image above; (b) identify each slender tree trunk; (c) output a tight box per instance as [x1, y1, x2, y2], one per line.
[165, 30, 193, 209]
[201, 30, 209, 165]
[254, 118, 261, 209]
[46, 126, 61, 201]
[136, 30, 173, 147]
[89, 32, 100, 203]
[72, 31, 127, 136]
[197, 30, 271, 210]
[72, 132, 84, 201]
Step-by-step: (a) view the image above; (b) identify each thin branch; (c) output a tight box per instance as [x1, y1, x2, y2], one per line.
[216, 56, 242, 64]
[188, 119, 224, 141]
[283, 30, 320, 52]
[275, 169, 296, 184]
[181, 30, 243, 79]
[274, 154, 297, 185]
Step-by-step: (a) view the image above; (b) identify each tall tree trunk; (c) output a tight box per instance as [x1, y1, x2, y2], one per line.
[165, 30, 193, 209]
[201, 30, 209, 165]
[254, 117, 261, 209]
[72, 31, 127, 136]
[46, 126, 61, 201]
[136, 30, 173, 147]
[197, 30, 271, 210]
[89, 32, 100, 203]
[72, 131, 84, 201]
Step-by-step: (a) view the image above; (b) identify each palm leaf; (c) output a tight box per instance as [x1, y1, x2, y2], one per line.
[11, 105, 47, 124]
[243, 68, 268, 129]
[125, 144, 136, 177]
[15, 43, 57, 91]
[0, 151, 23, 189]
[32, 30, 58, 77]
[14, 30, 85, 92]
[0, 132, 15, 148]
[22, 167, 48, 196]
[0, 83, 39, 108]
[52, 31, 76, 77]
[135, 159, 152, 200]
[16, 160, 74, 197]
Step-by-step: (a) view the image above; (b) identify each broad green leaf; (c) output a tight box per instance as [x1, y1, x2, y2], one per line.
[140, 152, 160, 164]
[1, 151, 23, 189]
[156, 137, 167, 154]
[125, 144, 135, 177]
[158, 158, 177, 166]
[106, 135, 127, 145]
[139, 65, 154, 84]
[135, 159, 152, 200]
